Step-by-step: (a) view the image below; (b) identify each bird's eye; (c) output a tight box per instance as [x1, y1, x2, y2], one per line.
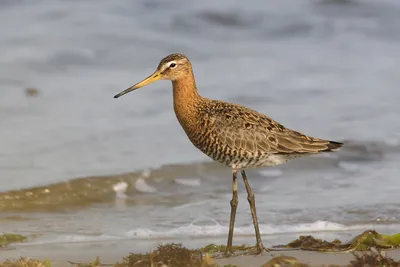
[169, 63, 177, 68]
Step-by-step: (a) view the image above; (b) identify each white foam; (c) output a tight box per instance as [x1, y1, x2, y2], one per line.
[173, 199, 210, 210]
[20, 221, 400, 247]
[259, 169, 282, 177]
[174, 178, 201, 186]
[126, 220, 370, 239]
[24, 234, 120, 246]
[135, 178, 157, 193]
[134, 169, 157, 193]
[113, 181, 128, 199]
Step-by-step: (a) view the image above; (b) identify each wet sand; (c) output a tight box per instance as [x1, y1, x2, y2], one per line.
[2, 239, 400, 267]
[216, 249, 400, 266]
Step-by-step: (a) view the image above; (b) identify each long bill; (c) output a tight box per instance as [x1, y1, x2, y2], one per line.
[114, 70, 162, 98]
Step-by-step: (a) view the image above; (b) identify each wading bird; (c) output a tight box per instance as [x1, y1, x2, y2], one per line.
[114, 53, 343, 255]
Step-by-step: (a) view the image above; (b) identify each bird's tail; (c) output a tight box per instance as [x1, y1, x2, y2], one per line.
[323, 140, 343, 152]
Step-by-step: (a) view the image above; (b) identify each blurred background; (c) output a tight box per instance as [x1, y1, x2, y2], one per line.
[0, 0, 400, 250]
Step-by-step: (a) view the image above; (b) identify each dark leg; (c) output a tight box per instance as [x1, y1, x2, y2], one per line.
[225, 170, 238, 256]
[241, 170, 265, 254]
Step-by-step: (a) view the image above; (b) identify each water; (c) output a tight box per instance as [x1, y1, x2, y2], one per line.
[1, 0, 400, 248]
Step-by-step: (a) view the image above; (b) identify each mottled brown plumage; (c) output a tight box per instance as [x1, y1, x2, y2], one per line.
[190, 98, 342, 169]
[114, 53, 343, 255]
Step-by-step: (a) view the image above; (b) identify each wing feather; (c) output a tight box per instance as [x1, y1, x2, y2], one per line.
[205, 101, 342, 155]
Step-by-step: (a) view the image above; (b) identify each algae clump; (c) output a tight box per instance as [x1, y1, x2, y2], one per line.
[274, 230, 400, 252]
[201, 244, 252, 254]
[122, 243, 206, 267]
[0, 258, 51, 267]
[0, 233, 27, 247]
[72, 257, 102, 267]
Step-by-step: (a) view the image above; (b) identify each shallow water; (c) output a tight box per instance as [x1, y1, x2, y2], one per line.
[1, 0, 400, 247]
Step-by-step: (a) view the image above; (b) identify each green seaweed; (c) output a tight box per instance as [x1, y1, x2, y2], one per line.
[201, 243, 252, 254]
[122, 243, 205, 267]
[0, 233, 27, 247]
[339, 230, 400, 252]
[350, 231, 400, 250]
[274, 230, 400, 253]
[350, 248, 400, 267]
[0, 257, 51, 267]
[73, 257, 102, 267]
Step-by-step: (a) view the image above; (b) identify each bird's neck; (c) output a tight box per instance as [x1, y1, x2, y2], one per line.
[172, 71, 202, 131]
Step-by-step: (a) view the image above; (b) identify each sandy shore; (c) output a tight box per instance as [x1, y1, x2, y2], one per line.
[1, 239, 400, 267]
[216, 249, 400, 266]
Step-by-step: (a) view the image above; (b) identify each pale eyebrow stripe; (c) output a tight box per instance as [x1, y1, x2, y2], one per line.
[160, 60, 177, 72]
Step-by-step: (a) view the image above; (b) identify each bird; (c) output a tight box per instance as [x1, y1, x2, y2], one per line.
[114, 53, 343, 255]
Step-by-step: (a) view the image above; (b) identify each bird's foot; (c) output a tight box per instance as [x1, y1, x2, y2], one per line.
[223, 250, 234, 257]
[254, 244, 269, 255]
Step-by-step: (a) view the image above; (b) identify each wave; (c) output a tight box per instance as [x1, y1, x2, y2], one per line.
[126, 220, 371, 239]
[0, 139, 398, 212]
[22, 220, 400, 246]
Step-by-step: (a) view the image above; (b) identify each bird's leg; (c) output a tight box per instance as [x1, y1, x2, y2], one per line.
[241, 170, 265, 254]
[225, 170, 238, 256]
